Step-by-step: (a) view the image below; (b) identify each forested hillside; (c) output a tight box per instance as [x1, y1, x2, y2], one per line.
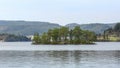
[66, 23, 116, 34]
[0, 20, 116, 35]
[0, 20, 60, 35]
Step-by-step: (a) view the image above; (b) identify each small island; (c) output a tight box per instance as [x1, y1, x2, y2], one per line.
[32, 26, 96, 45]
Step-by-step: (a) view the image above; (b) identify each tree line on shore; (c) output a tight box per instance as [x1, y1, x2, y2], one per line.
[32, 26, 96, 44]
[97, 23, 120, 41]
[0, 33, 31, 42]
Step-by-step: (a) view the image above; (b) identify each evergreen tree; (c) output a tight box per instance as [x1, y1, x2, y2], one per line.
[114, 23, 120, 37]
[33, 33, 41, 44]
[51, 28, 59, 44]
[114, 23, 120, 32]
[73, 26, 82, 44]
[59, 27, 69, 43]
[41, 33, 48, 44]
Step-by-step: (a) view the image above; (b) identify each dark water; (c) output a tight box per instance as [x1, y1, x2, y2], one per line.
[0, 51, 120, 68]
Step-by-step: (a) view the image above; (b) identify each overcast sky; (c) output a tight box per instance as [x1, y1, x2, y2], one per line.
[0, 0, 120, 25]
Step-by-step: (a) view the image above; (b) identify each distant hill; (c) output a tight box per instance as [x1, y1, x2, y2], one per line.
[66, 23, 116, 34]
[0, 20, 117, 35]
[0, 20, 60, 35]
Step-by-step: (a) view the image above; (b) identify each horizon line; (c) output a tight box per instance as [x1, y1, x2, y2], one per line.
[0, 19, 118, 26]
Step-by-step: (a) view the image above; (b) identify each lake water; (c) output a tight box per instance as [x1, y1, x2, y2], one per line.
[0, 42, 120, 68]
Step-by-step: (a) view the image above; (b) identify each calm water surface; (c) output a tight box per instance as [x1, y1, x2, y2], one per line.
[0, 42, 120, 68]
[0, 51, 120, 68]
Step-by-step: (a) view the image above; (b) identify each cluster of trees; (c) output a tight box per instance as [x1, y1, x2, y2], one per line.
[102, 23, 120, 41]
[32, 26, 96, 44]
[0, 33, 31, 42]
[5, 34, 31, 42]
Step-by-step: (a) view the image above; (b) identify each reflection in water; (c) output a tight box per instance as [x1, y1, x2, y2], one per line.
[0, 51, 120, 68]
